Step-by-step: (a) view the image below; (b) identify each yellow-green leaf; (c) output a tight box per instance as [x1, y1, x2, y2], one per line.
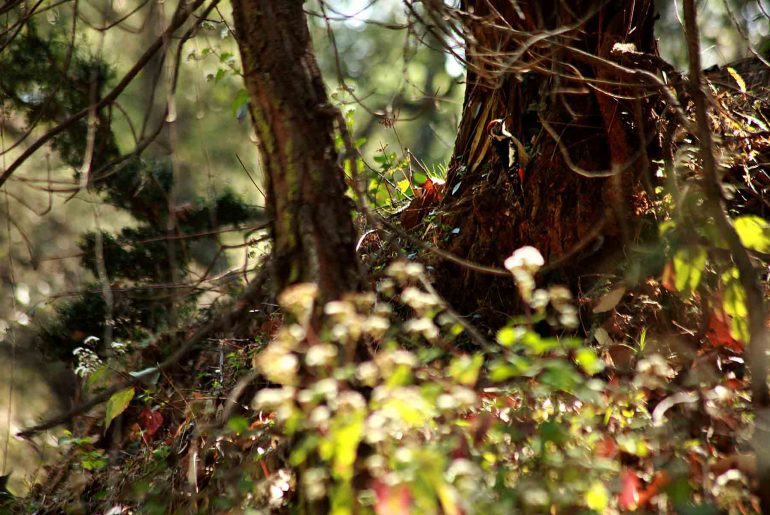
[723, 267, 750, 342]
[673, 245, 707, 293]
[735, 215, 770, 253]
[397, 179, 412, 194]
[448, 353, 484, 385]
[104, 387, 134, 432]
[496, 326, 519, 347]
[585, 481, 609, 511]
[727, 66, 747, 93]
[575, 347, 605, 375]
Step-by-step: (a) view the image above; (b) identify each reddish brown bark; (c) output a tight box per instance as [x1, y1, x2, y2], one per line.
[432, 1, 659, 310]
[231, 1, 360, 303]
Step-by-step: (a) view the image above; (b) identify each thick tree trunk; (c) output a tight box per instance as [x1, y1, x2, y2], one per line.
[434, 0, 659, 311]
[232, 1, 360, 304]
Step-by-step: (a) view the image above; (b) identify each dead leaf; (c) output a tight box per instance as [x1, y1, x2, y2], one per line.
[707, 309, 743, 351]
[399, 178, 444, 230]
[712, 453, 757, 477]
[594, 286, 626, 313]
[594, 327, 615, 347]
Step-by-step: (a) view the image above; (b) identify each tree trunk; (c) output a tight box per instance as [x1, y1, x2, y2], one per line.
[434, 0, 658, 311]
[231, 1, 360, 304]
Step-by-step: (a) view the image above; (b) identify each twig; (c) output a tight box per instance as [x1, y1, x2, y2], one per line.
[16, 268, 267, 439]
[683, 0, 770, 510]
[0, 0, 214, 188]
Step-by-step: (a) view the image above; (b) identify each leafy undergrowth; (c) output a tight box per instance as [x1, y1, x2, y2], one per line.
[7, 251, 764, 514]
[8, 70, 770, 515]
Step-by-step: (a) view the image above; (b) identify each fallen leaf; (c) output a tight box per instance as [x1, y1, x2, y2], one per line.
[399, 178, 444, 230]
[594, 327, 615, 347]
[594, 286, 626, 313]
[707, 309, 743, 351]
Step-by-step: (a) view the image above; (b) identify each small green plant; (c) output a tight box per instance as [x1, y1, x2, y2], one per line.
[58, 432, 108, 472]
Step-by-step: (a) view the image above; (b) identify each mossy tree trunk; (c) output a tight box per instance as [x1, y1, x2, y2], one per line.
[231, 1, 360, 304]
[436, 0, 659, 310]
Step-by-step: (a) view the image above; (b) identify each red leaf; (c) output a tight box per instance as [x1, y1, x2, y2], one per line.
[618, 469, 640, 511]
[707, 309, 743, 351]
[138, 407, 164, 437]
[596, 436, 618, 459]
[373, 479, 411, 515]
[638, 471, 669, 508]
[399, 178, 444, 230]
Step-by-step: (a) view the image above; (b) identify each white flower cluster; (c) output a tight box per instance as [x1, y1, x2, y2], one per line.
[73, 338, 102, 378]
[504, 247, 578, 328]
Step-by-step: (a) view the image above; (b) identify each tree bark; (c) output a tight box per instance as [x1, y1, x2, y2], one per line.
[433, 0, 659, 311]
[231, 1, 360, 304]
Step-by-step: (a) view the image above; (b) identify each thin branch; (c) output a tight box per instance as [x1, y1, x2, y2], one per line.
[683, 0, 770, 510]
[0, 0, 210, 188]
[16, 268, 268, 439]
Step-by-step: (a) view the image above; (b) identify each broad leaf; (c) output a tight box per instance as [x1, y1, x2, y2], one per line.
[673, 245, 707, 293]
[722, 267, 750, 343]
[734, 215, 770, 253]
[448, 353, 484, 385]
[104, 387, 135, 432]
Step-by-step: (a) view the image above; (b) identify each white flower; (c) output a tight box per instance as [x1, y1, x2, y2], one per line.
[306, 343, 338, 367]
[404, 317, 439, 341]
[253, 387, 296, 410]
[83, 335, 100, 346]
[401, 287, 439, 312]
[324, 300, 355, 318]
[356, 361, 379, 386]
[504, 246, 545, 274]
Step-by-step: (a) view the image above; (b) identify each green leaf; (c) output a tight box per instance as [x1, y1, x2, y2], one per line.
[448, 353, 484, 385]
[722, 267, 750, 342]
[104, 387, 134, 432]
[538, 420, 568, 444]
[231, 88, 250, 117]
[85, 364, 113, 392]
[488, 360, 518, 382]
[489, 356, 539, 381]
[673, 245, 707, 293]
[540, 360, 583, 392]
[659, 219, 677, 237]
[520, 331, 560, 355]
[574, 348, 605, 375]
[734, 215, 770, 253]
[496, 326, 520, 347]
[227, 415, 249, 435]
